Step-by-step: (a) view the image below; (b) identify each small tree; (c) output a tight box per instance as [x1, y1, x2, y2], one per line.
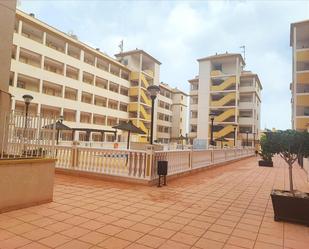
[259, 132, 275, 162]
[270, 130, 309, 194]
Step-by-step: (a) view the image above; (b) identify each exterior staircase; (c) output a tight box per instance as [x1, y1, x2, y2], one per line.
[214, 125, 234, 138]
[211, 92, 236, 106]
[214, 109, 237, 122]
[211, 76, 236, 91]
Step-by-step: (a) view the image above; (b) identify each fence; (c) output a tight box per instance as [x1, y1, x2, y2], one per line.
[1, 111, 56, 159]
[153, 148, 254, 179]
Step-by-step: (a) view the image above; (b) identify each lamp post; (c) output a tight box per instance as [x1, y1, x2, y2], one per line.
[147, 85, 160, 145]
[56, 115, 64, 145]
[246, 130, 249, 147]
[209, 112, 215, 146]
[22, 94, 33, 155]
[253, 132, 256, 148]
[233, 124, 237, 147]
[22, 94, 33, 129]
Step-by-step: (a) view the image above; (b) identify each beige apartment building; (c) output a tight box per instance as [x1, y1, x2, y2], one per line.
[156, 83, 188, 144]
[9, 9, 187, 144]
[189, 53, 262, 148]
[291, 20, 309, 131]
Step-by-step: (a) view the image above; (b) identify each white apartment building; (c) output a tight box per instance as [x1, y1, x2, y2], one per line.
[156, 83, 188, 144]
[9, 10, 187, 144]
[188, 53, 262, 148]
[290, 20, 309, 131]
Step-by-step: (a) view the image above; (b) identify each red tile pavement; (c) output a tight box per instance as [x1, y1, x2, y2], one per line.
[0, 156, 309, 249]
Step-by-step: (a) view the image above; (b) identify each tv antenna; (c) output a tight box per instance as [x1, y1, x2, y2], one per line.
[240, 45, 246, 63]
[119, 40, 124, 53]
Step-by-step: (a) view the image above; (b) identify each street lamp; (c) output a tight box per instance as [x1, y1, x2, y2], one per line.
[22, 94, 33, 129]
[209, 112, 215, 146]
[56, 115, 64, 145]
[246, 130, 249, 147]
[147, 85, 160, 145]
[233, 124, 237, 147]
[253, 132, 256, 148]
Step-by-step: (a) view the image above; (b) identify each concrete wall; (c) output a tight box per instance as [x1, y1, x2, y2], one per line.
[197, 60, 211, 143]
[0, 0, 16, 154]
[0, 158, 55, 213]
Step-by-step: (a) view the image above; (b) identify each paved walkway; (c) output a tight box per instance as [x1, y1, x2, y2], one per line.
[1, 156, 309, 249]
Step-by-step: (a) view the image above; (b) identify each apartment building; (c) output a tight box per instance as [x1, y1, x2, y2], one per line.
[291, 20, 309, 131]
[156, 83, 188, 144]
[9, 10, 186, 144]
[188, 53, 262, 148]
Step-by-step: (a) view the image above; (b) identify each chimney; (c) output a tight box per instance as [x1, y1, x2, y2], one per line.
[96, 48, 100, 51]
[29, 13, 35, 17]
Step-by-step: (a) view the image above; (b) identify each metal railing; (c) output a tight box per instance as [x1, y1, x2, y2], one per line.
[1, 111, 56, 159]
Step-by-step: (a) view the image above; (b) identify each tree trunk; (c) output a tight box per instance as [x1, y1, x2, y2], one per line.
[288, 163, 294, 195]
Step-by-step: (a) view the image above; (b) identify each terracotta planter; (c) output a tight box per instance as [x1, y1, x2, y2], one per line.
[271, 189, 309, 226]
[258, 160, 273, 167]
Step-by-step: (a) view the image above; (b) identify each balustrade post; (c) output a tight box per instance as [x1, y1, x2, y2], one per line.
[189, 148, 193, 169]
[146, 145, 155, 179]
[211, 149, 214, 164]
[71, 142, 78, 168]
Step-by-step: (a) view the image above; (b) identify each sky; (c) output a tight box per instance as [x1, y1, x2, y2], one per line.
[19, 0, 309, 130]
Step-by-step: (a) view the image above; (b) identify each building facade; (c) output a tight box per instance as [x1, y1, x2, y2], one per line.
[291, 20, 309, 131]
[156, 83, 188, 144]
[188, 53, 262, 148]
[9, 10, 187, 144]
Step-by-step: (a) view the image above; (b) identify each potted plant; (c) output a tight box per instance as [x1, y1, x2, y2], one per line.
[270, 130, 309, 225]
[258, 132, 274, 167]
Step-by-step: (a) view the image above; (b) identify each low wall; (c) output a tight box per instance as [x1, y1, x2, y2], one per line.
[0, 158, 56, 213]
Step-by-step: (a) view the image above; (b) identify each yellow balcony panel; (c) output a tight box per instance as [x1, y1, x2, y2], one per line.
[128, 103, 138, 112]
[128, 103, 150, 120]
[211, 76, 236, 91]
[129, 87, 139, 96]
[211, 93, 236, 107]
[297, 50, 309, 62]
[130, 72, 139, 81]
[296, 95, 309, 106]
[210, 70, 222, 77]
[297, 72, 309, 84]
[213, 125, 234, 138]
[295, 117, 309, 131]
[214, 109, 238, 122]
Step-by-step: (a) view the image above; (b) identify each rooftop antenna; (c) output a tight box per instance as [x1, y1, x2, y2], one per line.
[240, 45, 246, 63]
[119, 40, 124, 53]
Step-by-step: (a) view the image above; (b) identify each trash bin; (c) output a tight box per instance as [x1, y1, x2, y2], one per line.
[157, 161, 168, 187]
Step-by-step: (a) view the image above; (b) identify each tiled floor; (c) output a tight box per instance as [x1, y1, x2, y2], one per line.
[1, 156, 309, 249]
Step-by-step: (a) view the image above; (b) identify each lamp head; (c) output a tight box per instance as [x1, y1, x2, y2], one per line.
[59, 115, 64, 123]
[147, 85, 160, 98]
[22, 94, 33, 105]
[209, 112, 215, 120]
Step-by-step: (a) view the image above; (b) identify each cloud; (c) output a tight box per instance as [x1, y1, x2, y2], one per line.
[19, 0, 309, 129]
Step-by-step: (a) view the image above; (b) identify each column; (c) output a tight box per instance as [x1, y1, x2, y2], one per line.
[65, 42, 68, 55]
[18, 20, 22, 34]
[39, 79, 43, 93]
[42, 32, 47, 45]
[13, 71, 18, 87]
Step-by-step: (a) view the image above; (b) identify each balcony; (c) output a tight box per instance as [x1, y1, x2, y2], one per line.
[63, 109, 76, 122]
[80, 112, 92, 124]
[93, 114, 106, 125]
[296, 95, 309, 106]
[106, 117, 117, 126]
[297, 71, 309, 84]
[64, 87, 77, 101]
[109, 82, 119, 93]
[40, 105, 61, 118]
[19, 48, 42, 68]
[46, 33, 65, 53]
[110, 64, 120, 77]
[108, 100, 119, 110]
[21, 21, 43, 43]
[95, 76, 108, 89]
[16, 74, 40, 93]
[82, 72, 94, 85]
[42, 81, 63, 97]
[81, 92, 93, 104]
[67, 44, 81, 59]
[84, 52, 95, 66]
[296, 49, 309, 63]
[66, 65, 79, 80]
[44, 57, 64, 75]
[96, 58, 109, 71]
[94, 95, 107, 107]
